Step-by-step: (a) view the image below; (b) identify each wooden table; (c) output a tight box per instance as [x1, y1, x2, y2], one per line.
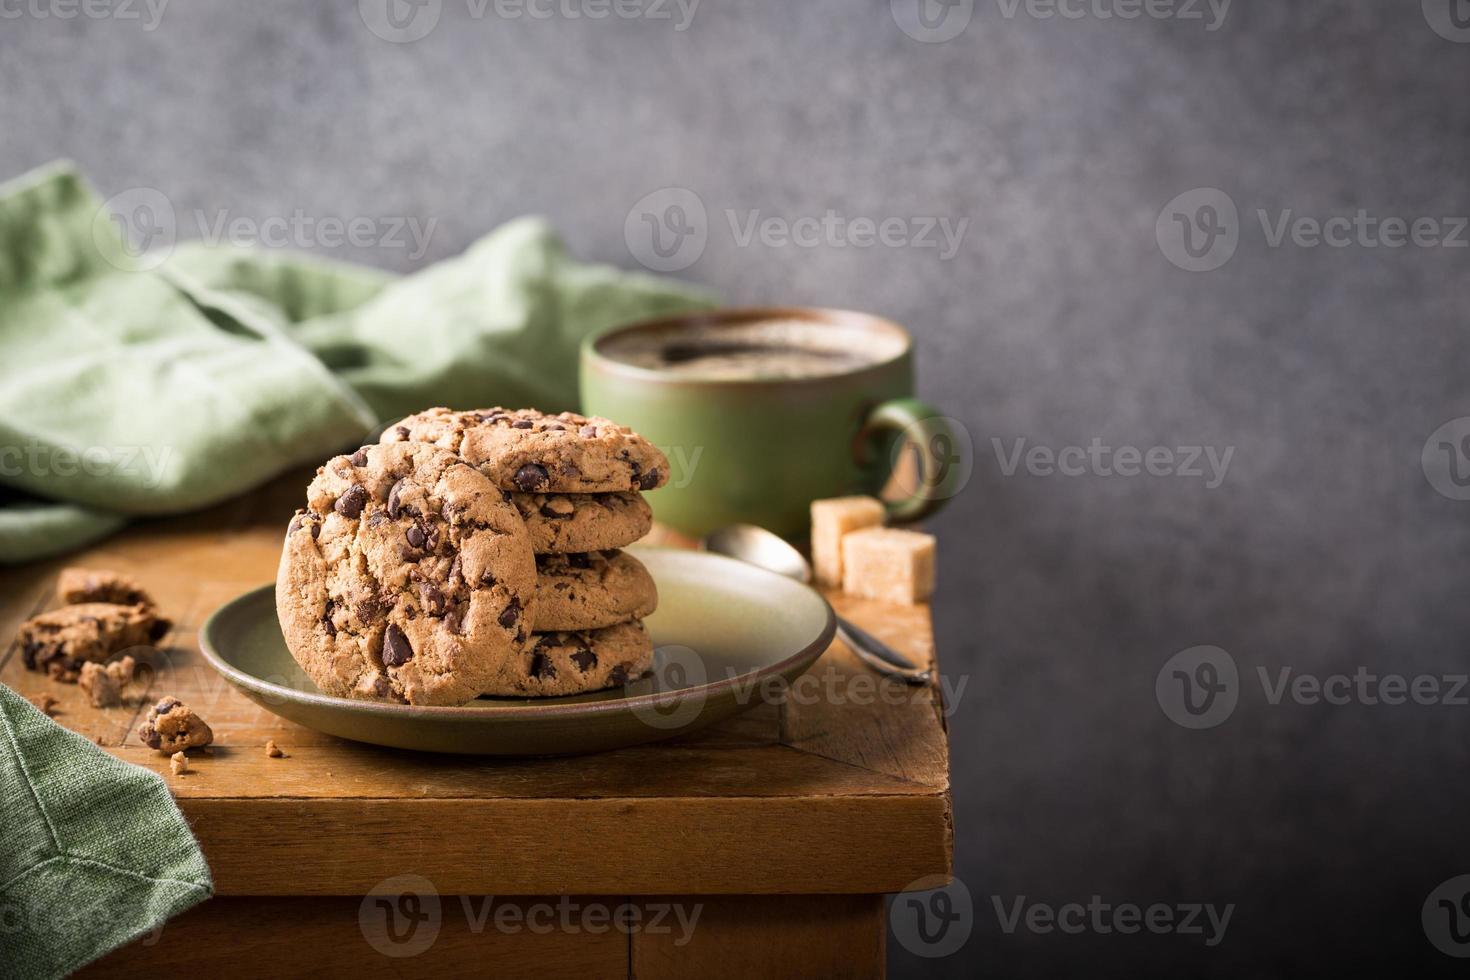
[0, 471, 952, 978]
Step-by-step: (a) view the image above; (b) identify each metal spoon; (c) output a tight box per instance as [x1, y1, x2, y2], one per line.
[701, 524, 932, 685]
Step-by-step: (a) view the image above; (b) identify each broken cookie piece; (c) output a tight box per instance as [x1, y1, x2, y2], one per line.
[265, 739, 285, 758]
[78, 662, 121, 708]
[77, 656, 136, 708]
[57, 567, 156, 609]
[26, 694, 58, 717]
[18, 604, 168, 682]
[170, 751, 189, 775]
[137, 696, 214, 754]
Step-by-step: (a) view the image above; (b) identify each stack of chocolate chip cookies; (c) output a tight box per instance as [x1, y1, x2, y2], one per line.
[277, 407, 667, 706]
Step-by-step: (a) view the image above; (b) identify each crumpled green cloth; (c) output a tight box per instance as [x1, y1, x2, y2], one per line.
[0, 161, 715, 563]
[0, 683, 213, 977]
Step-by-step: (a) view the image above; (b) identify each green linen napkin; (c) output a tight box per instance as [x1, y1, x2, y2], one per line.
[0, 161, 715, 563]
[0, 683, 213, 978]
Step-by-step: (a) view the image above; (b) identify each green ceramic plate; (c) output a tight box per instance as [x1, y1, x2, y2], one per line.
[199, 547, 835, 755]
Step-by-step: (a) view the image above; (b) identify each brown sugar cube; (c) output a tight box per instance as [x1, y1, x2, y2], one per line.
[811, 496, 886, 587]
[840, 527, 936, 604]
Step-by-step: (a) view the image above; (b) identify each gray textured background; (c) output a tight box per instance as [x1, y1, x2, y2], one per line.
[5, 0, 1470, 975]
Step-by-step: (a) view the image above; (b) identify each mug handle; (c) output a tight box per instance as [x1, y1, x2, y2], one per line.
[857, 398, 962, 523]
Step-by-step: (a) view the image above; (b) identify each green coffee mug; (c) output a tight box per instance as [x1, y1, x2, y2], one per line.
[580, 307, 960, 538]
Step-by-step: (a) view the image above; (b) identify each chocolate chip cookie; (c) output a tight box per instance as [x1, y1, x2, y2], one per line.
[383, 407, 670, 494]
[488, 620, 654, 697]
[137, 696, 213, 754]
[533, 550, 658, 631]
[275, 442, 538, 706]
[511, 491, 652, 554]
[18, 603, 167, 682]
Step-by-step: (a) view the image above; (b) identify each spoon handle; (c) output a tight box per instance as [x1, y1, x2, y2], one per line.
[835, 617, 932, 686]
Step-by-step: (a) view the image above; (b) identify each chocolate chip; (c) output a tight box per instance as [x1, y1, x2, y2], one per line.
[546, 424, 564, 431]
[476, 411, 506, 423]
[350, 448, 369, 467]
[419, 583, 446, 616]
[372, 677, 392, 698]
[530, 652, 556, 679]
[637, 468, 660, 491]
[395, 425, 410, 439]
[140, 725, 162, 750]
[386, 479, 406, 518]
[498, 599, 521, 628]
[383, 625, 414, 666]
[155, 699, 175, 715]
[335, 484, 369, 518]
[406, 525, 427, 549]
[480, 571, 497, 588]
[579, 425, 598, 438]
[570, 647, 597, 672]
[502, 489, 514, 502]
[444, 606, 464, 635]
[21, 641, 39, 670]
[149, 618, 172, 642]
[511, 419, 534, 429]
[322, 600, 337, 637]
[310, 522, 321, 540]
[513, 464, 549, 492]
[288, 512, 305, 534]
[609, 664, 629, 686]
[357, 597, 383, 622]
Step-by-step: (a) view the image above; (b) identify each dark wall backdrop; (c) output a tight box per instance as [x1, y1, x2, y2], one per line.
[5, 1, 1470, 975]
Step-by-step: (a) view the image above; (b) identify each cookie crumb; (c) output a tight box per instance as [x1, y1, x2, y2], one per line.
[265, 739, 285, 758]
[26, 694, 58, 717]
[78, 661, 122, 708]
[137, 696, 214, 754]
[170, 751, 188, 775]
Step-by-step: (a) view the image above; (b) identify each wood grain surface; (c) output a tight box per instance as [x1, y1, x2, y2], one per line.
[0, 468, 952, 899]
